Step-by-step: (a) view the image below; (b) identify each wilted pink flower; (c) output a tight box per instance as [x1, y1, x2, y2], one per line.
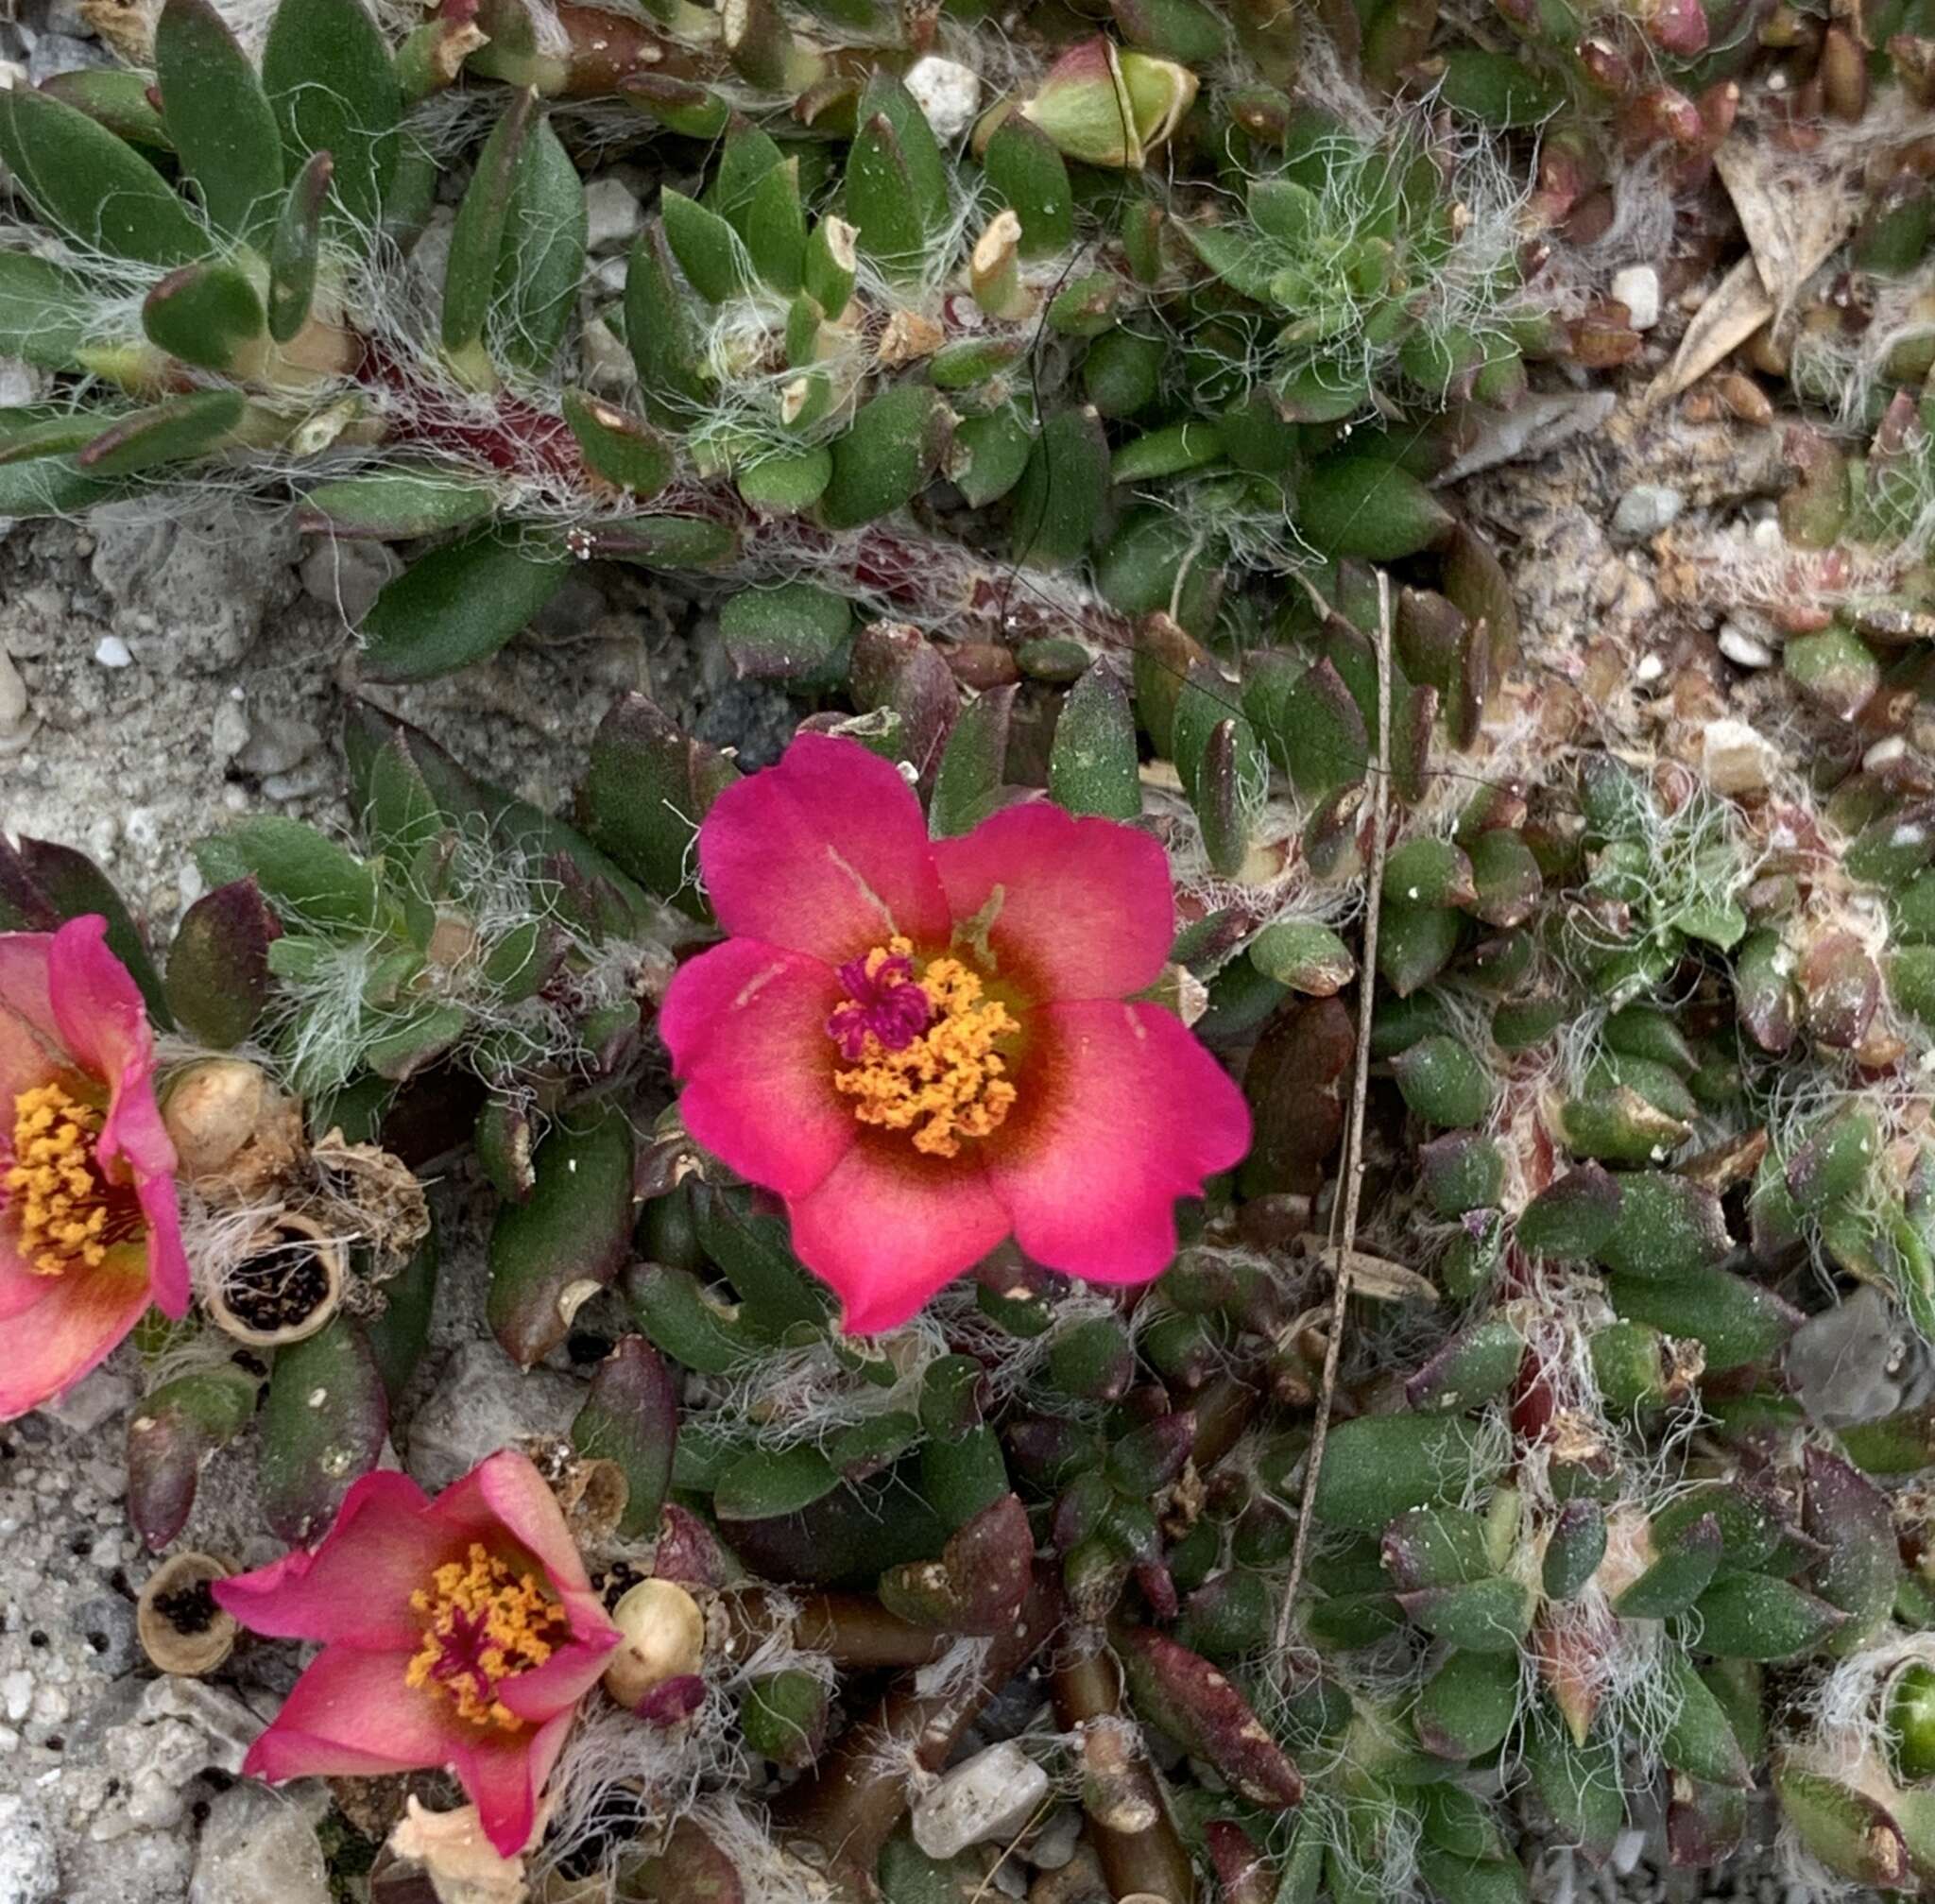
[215, 1452, 621, 1858]
[0, 914, 187, 1419]
[660, 734, 1251, 1332]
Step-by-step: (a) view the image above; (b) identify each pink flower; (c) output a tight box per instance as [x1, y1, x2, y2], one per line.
[214, 1452, 622, 1858]
[659, 734, 1251, 1332]
[0, 914, 188, 1420]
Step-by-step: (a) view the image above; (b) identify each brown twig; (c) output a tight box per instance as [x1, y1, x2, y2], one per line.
[1271, 569, 1394, 1664]
[1050, 1641, 1197, 1904]
[771, 1566, 1063, 1895]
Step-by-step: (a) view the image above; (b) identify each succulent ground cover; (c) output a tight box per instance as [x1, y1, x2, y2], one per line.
[12, 0, 1935, 1899]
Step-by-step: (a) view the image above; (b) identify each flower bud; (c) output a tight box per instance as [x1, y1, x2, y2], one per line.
[603, 1577, 706, 1710]
[1019, 37, 1197, 170]
[162, 1057, 269, 1180]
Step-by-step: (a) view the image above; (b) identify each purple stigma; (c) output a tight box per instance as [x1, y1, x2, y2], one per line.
[827, 949, 933, 1060]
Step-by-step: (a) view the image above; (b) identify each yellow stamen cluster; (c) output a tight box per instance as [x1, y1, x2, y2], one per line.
[405, 1544, 570, 1732]
[833, 940, 1019, 1158]
[6, 1082, 110, 1278]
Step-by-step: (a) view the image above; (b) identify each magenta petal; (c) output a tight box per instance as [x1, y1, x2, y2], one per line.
[136, 1172, 190, 1319]
[0, 1250, 154, 1422]
[990, 1001, 1251, 1285]
[0, 934, 59, 1056]
[698, 734, 950, 965]
[456, 1711, 574, 1858]
[244, 1643, 459, 1782]
[659, 939, 855, 1198]
[0, 941, 59, 1106]
[787, 1145, 1011, 1333]
[433, 1450, 605, 1607]
[0, 1244, 60, 1322]
[46, 918, 178, 1188]
[492, 1633, 618, 1724]
[214, 1470, 441, 1649]
[930, 800, 1174, 1001]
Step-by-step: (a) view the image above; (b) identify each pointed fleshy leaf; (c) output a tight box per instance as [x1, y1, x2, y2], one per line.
[1, 837, 169, 1022]
[0, 253, 93, 369]
[299, 470, 499, 540]
[142, 263, 266, 373]
[128, 1364, 261, 1551]
[0, 90, 202, 267]
[1012, 405, 1110, 569]
[576, 693, 739, 917]
[258, 1317, 388, 1544]
[1050, 660, 1140, 819]
[984, 116, 1072, 258]
[488, 1104, 637, 1366]
[261, 0, 401, 237]
[491, 114, 585, 377]
[573, 1336, 679, 1539]
[359, 528, 572, 682]
[821, 384, 952, 530]
[164, 877, 281, 1047]
[156, 0, 283, 240]
[76, 390, 246, 477]
[268, 151, 334, 343]
[442, 88, 536, 371]
[930, 685, 1016, 838]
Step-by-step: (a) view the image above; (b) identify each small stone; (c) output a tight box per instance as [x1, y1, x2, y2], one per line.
[0, 1672, 30, 1724]
[911, 1740, 1053, 1861]
[26, 31, 110, 81]
[406, 1341, 585, 1494]
[1027, 1808, 1084, 1871]
[299, 538, 400, 625]
[1611, 484, 1683, 540]
[1699, 717, 1776, 796]
[94, 633, 133, 668]
[211, 696, 251, 764]
[189, 1780, 332, 1904]
[584, 177, 643, 251]
[1718, 624, 1774, 668]
[1611, 266, 1660, 331]
[38, 1364, 136, 1433]
[71, 1593, 140, 1676]
[0, 647, 29, 738]
[0, 1793, 59, 1904]
[235, 712, 322, 780]
[905, 55, 982, 141]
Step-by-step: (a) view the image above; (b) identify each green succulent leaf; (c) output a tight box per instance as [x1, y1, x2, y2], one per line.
[261, 0, 402, 237]
[156, 0, 284, 242]
[0, 90, 203, 268]
[359, 528, 572, 682]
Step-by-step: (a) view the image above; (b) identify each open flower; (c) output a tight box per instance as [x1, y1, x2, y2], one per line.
[659, 734, 1251, 1332]
[214, 1452, 621, 1858]
[0, 914, 188, 1419]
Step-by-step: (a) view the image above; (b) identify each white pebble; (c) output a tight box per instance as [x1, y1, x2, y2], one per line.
[1611, 265, 1660, 331]
[904, 55, 981, 142]
[93, 634, 132, 668]
[1718, 624, 1774, 668]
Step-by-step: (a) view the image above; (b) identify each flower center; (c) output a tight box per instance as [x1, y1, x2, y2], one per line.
[3, 1081, 121, 1278]
[827, 936, 1019, 1158]
[404, 1543, 571, 1732]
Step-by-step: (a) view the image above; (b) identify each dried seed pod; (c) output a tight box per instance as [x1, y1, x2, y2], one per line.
[206, 1209, 347, 1347]
[137, 1552, 238, 1675]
